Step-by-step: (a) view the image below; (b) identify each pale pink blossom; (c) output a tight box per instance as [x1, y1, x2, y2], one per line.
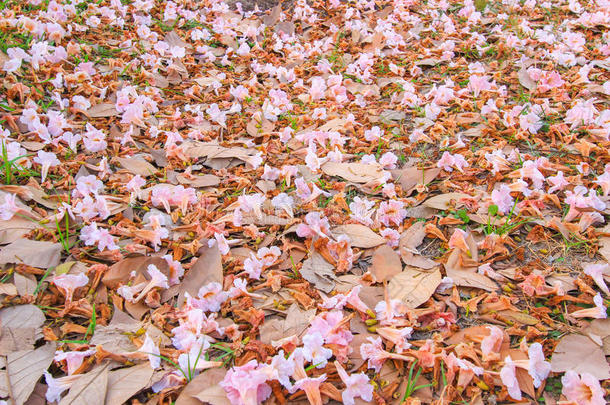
[52, 273, 88, 304]
[491, 184, 514, 215]
[0, 194, 20, 221]
[481, 326, 504, 360]
[376, 326, 413, 353]
[349, 196, 375, 225]
[584, 263, 610, 295]
[302, 331, 333, 368]
[138, 333, 160, 369]
[54, 349, 96, 375]
[220, 360, 272, 405]
[377, 200, 406, 227]
[360, 336, 412, 372]
[163, 254, 184, 286]
[500, 356, 521, 400]
[44, 372, 80, 403]
[561, 371, 606, 405]
[334, 361, 374, 405]
[33, 150, 60, 183]
[296, 211, 331, 239]
[572, 293, 607, 319]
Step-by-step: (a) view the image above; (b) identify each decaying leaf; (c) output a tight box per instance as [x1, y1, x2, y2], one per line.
[391, 167, 441, 196]
[388, 266, 442, 308]
[175, 368, 227, 405]
[114, 156, 157, 177]
[331, 224, 386, 248]
[259, 303, 316, 344]
[423, 193, 471, 210]
[171, 244, 223, 304]
[87, 103, 118, 118]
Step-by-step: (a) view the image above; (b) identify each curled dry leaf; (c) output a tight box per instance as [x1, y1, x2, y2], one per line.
[388, 266, 442, 308]
[399, 221, 437, 269]
[369, 245, 402, 283]
[59, 364, 109, 405]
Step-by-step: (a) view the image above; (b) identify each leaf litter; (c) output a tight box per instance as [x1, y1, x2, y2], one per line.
[0, 0, 608, 404]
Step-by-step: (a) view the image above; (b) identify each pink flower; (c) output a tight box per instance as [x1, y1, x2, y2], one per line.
[296, 212, 331, 239]
[364, 126, 382, 142]
[220, 360, 272, 405]
[271, 193, 294, 217]
[289, 372, 326, 405]
[379, 152, 398, 169]
[54, 349, 96, 375]
[547, 171, 570, 193]
[481, 326, 503, 361]
[566, 99, 598, 129]
[117, 264, 169, 303]
[309, 76, 327, 100]
[360, 336, 412, 372]
[82, 123, 107, 153]
[500, 356, 521, 400]
[349, 196, 375, 225]
[138, 333, 160, 369]
[380, 228, 400, 247]
[468, 75, 493, 97]
[53, 273, 88, 304]
[244, 254, 264, 280]
[334, 361, 374, 405]
[561, 371, 605, 405]
[33, 150, 60, 183]
[233, 193, 266, 226]
[377, 200, 406, 227]
[584, 263, 610, 296]
[206, 103, 226, 127]
[528, 342, 551, 388]
[0, 193, 20, 220]
[44, 372, 80, 403]
[80, 222, 118, 252]
[302, 332, 333, 368]
[594, 172, 610, 196]
[376, 326, 413, 353]
[374, 299, 407, 326]
[572, 293, 607, 319]
[163, 254, 184, 286]
[491, 184, 514, 215]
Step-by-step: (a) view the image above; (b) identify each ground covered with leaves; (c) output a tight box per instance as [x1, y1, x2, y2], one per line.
[0, 0, 608, 404]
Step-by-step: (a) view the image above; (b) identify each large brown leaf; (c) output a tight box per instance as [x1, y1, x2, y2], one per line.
[259, 303, 316, 344]
[0, 342, 56, 405]
[176, 368, 227, 405]
[0, 305, 45, 355]
[0, 239, 61, 269]
[60, 364, 109, 405]
[299, 250, 336, 293]
[551, 334, 610, 380]
[369, 245, 402, 283]
[331, 224, 386, 248]
[114, 156, 157, 177]
[388, 266, 442, 308]
[102, 256, 169, 289]
[104, 364, 153, 405]
[321, 162, 385, 184]
[391, 167, 441, 196]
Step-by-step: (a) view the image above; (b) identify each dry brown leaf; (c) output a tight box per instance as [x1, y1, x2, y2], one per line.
[114, 156, 157, 177]
[87, 103, 118, 118]
[550, 334, 610, 380]
[0, 283, 17, 295]
[0, 239, 61, 269]
[0, 342, 56, 405]
[14, 273, 36, 296]
[582, 319, 610, 355]
[423, 193, 471, 210]
[0, 305, 45, 355]
[169, 244, 223, 304]
[391, 167, 441, 196]
[331, 224, 386, 248]
[388, 266, 442, 308]
[103, 256, 169, 289]
[246, 117, 274, 138]
[176, 368, 227, 405]
[497, 310, 539, 325]
[104, 364, 153, 405]
[517, 67, 537, 91]
[299, 250, 336, 293]
[0, 217, 39, 244]
[259, 303, 316, 344]
[60, 364, 109, 405]
[321, 162, 385, 184]
[176, 174, 221, 188]
[369, 245, 402, 283]
[445, 267, 497, 292]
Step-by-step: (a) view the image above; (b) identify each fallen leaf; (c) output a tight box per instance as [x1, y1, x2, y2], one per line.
[14, 273, 36, 296]
[0, 284, 17, 295]
[0, 342, 56, 405]
[60, 364, 109, 405]
[369, 245, 402, 283]
[193, 385, 231, 405]
[445, 267, 497, 291]
[497, 310, 539, 325]
[582, 319, 610, 355]
[518, 67, 537, 91]
[0, 239, 61, 269]
[299, 250, 336, 293]
[176, 173, 221, 188]
[103, 256, 169, 289]
[331, 224, 386, 248]
[168, 244, 223, 304]
[87, 103, 118, 118]
[388, 266, 442, 308]
[0, 305, 45, 355]
[0, 217, 39, 244]
[176, 368, 227, 405]
[114, 156, 157, 177]
[391, 167, 441, 196]
[321, 162, 385, 184]
[259, 303, 316, 344]
[104, 364, 153, 405]
[551, 334, 610, 380]
[423, 193, 471, 210]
